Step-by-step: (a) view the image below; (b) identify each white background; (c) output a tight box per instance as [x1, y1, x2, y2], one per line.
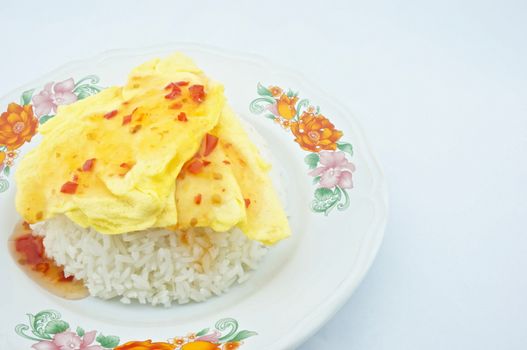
[1, 0, 526, 349]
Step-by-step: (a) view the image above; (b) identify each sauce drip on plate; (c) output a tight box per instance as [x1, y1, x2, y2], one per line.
[8, 221, 89, 300]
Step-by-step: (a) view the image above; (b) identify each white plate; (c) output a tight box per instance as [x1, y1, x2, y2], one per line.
[0, 43, 388, 350]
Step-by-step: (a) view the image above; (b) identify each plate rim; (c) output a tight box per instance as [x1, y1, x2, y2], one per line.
[0, 42, 389, 350]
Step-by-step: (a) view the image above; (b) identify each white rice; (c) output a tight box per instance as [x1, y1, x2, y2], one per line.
[32, 215, 268, 307]
[29, 115, 281, 307]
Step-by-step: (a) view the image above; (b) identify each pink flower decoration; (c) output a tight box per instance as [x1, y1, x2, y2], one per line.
[309, 151, 355, 189]
[31, 340, 58, 350]
[195, 330, 221, 343]
[266, 102, 279, 116]
[32, 330, 103, 350]
[32, 78, 77, 117]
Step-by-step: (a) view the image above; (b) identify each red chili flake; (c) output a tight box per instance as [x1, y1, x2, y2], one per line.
[177, 112, 188, 122]
[170, 102, 183, 110]
[165, 81, 189, 89]
[202, 160, 211, 167]
[122, 107, 138, 125]
[72, 174, 79, 182]
[60, 181, 78, 194]
[15, 234, 45, 265]
[194, 194, 202, 205]
[189, 85, 206, 103]
[244, 198, 251, 208]
[104, 110, 118, 119]
[165, 84, 182, 99]
[187, 159, 204, 174]
[122, 114, 132, 125]
[59, 271, 74, 282]
[82, 158, 96, 172]
[165, 91, 180, 99]
[222, 160, 231, 165]
[203, 133, 219, 156]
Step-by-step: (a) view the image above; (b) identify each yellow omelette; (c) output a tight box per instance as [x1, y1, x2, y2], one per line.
[16, 53, 290, 244]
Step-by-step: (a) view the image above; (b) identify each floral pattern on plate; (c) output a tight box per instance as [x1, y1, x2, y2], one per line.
[250, 83, 356, 215]
[0, 76, 103, 193]
[16, 310, 257, 350]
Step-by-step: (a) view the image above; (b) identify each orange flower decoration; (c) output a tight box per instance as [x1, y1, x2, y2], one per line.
[0, 103, 38, 150]
[172, 337, 186, 346]
[276, 94, 298, 120]
[0, 151, 5, 165]
[223, 342, 240, 350]
[269, 86, 283, 97]
[290, 112, 343, 152]
[181, 341, 220, 350]
[114, 340, 176, 350]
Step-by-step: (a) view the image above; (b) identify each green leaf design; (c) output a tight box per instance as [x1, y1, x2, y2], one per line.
[230, 330, 258, 342]
[75, 85, 102, 100]
[39, 115, 54, 124]
[286, 89, 295, 98]
[257, 82, 273, 97]
[313, 176, 321, 184]
[15, 324, 42, 342]
[44, 320, 69, 335]
[0, 178, 9, 193]
[304, 153, 320, 169]
[249, 96, 275, 114]
[96, 334, 120, 348]
[20, 89, 35, 106]
[337, 142, 353, 156]
[195, 327, 210, 337]
[72, 75, 103, 100]
[76, 327, 85, 337]
[3, 166, 10, 176]
[312, 187, 342, 215]
[337, 187, 351, 211]
[27, 314, 36, 333]
[265, 114, 276, 120]
[216, 318, 239, 342]
[32, 310, 62, 339]
[74, 75, 101, 88]
[294, 99, 310, 119]
[76, 89, 90, 100]
[314, 187, 334, 201]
